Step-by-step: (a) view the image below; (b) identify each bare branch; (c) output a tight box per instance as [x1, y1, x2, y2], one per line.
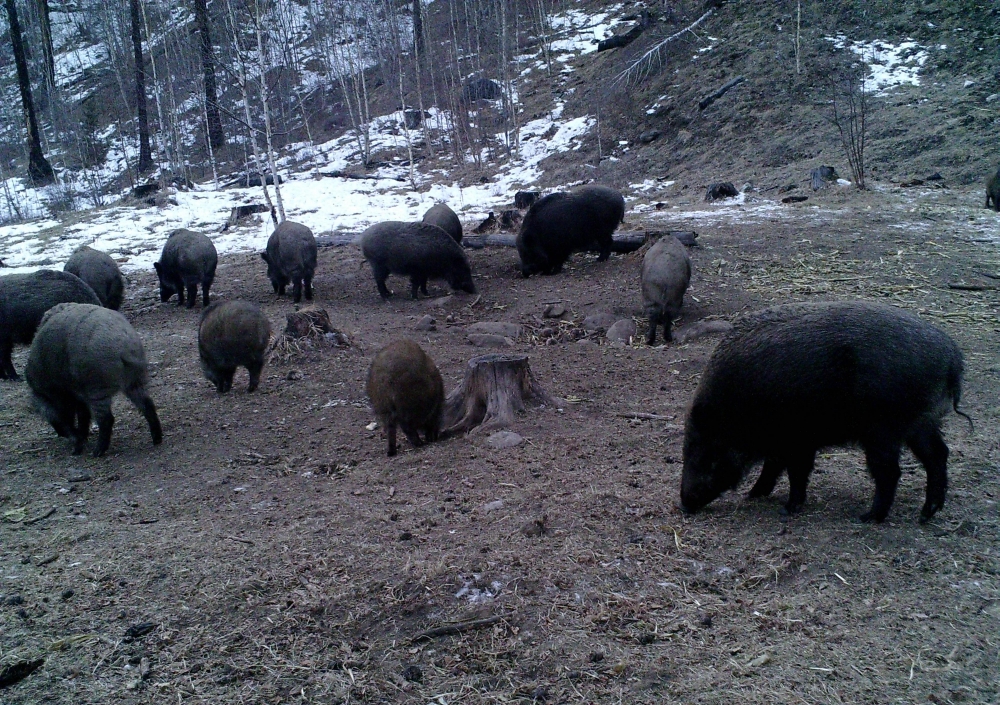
[612, 9, 714, 88]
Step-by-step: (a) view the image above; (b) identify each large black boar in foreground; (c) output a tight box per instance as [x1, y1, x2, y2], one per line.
[261, 221, 318, 303]
[366, 339, 444, 456]
[516, 184, 625, 276]
[421, 203, 463, 244]
[26, 303, 162, 457]
[360, 221, 476, 299]
[154, 229, 218, 308]
[0, 269, 101, 380]
[198, 300, 272, 393]
[64, 246, 126, 310]
[986, 166, 1000, 211]
[641, 235, 691, 345]
[680, 301, 968, 523]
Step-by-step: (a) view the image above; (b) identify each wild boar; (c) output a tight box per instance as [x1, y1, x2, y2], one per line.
[366, 339, 445, 456]
[641, 236, 692, 345]
[516, 184, 625, 276]
[198, 300, 272, 393]
[26, 303, 162, 457]
[0, 269, 101, 380]
[154, 229, 218, 308]
[680, 300, 967, 523]
[64, 245, 126, 310]
[422, 203, 463, 244]
[261, 220, 318, 303]
[360, 221, 476, 299]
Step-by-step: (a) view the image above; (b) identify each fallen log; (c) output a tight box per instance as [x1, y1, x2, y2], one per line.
[319, 170, 405, 182]
[221, 204, 272, 231]
[461, 230, 696, 252]
[597, 24, 644, 52]
[698, 75, 745, 111]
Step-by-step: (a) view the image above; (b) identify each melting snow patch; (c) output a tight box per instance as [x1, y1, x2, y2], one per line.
[825, 36, 929, 93]
[455, 575, 503, 604]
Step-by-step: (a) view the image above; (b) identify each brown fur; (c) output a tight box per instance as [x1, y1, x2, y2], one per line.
[199, 300, 272, 393]
[641, 235, 692, 345]
[366, 339, 444, 456]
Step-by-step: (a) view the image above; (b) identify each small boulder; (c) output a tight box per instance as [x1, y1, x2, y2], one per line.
[543, 304, 565, 318]
[467, 333, 513, 348]
[639, 130, 661, 144]
[606, 319, 637, 343]
[487, 431, 524, 449]
[415, 315, 436, 331]
[583, 313, 617, 332]
[466, 321, 522, 338]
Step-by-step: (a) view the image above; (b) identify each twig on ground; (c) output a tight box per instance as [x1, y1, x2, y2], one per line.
[410, 614, 509, 643]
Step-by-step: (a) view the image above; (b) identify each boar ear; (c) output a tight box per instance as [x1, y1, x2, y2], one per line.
[153, 262, 161, 273]
[260, 252, 269, 263]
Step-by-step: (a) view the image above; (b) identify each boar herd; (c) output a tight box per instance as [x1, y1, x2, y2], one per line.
[0, 180, 974, 524]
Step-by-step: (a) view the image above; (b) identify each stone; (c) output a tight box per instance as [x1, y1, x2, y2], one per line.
[467, 333, 513, 348]
[415, 315, 436, 331]
[606, 319, 637, 343]
[583, 313, 617, 331]
[466, 321, 522, 338]
[639, 130, 661, 144]
[577, 339, 599, 350]
[482, 499, 505, 512]
[487, 431, 524, 449]
[543, 304, 565, 318]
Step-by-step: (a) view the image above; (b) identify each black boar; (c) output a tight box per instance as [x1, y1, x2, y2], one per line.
[0, 269, 101, 380]
[360, 221, 476, 299]
[680, 301, 968, 523]
[198, 300, 272, 393]
[422, 203, 463, 244]
[366, 339, 444, 456]
[154, 229, 218, 308]
[641, 235, 692, 345]
[516, 184, 625, 277]
[986, 166, 1000, 212]
[25, 303, 162, 457]
[705, 182, 739, 201]
[261, 221, 318, 303]
[64, 246, 125, 310]
[514, 190, 541, 209]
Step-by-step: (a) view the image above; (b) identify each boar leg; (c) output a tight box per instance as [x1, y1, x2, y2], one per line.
[907, 419, 948, 522]
[175, 280, 185, 306]
[781, 450, 816, 515]
[303, 276, 313, 301]
[125, 387, 163, 446]
[72, 400, 92, 454]
[386, 423, 398, 456]
[89, 397, 115, 457]
[646, 316, 658, 346]
[401, 425, 424, 449]
[748, 458, 784, 499]
[202, 281, 212, 308]
[596, 236, 613, 262]
[371, 264, 391, 299]
[409, 276, 427, 299]
[292, 278, 303, 304]
[1, 342, 18, 380]
[662, 315, 674, 343]
[860, 439, 903, 523]
[247, 362, 264, 392]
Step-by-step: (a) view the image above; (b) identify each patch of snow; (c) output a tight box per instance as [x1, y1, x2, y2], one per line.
[825, 36, 929, 93]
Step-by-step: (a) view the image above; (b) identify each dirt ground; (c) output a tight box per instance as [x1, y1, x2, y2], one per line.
[1, 183, 999, 704]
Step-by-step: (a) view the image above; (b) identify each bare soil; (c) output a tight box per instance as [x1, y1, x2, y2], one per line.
[1, 184, 999, 704]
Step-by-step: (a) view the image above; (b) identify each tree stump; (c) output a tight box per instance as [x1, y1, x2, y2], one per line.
[442, 354, 563, 435]
[284, 307, 335, 338]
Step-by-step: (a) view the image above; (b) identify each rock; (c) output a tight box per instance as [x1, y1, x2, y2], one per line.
[415, 315, 436, 331]
[676, 130, 692, 144]
[467, 333, 513, 348]
[927, 172, 943, 181]
[466, 321, 522, 338]
[543, 304, 565, 318]
[606, 319, 637, 343]
[583, 313, 617, 331]
[673, 320, 733, 344]
[401, 664, 422, 682]
[577, 339, 599, 350]
[286, 369, 303, 381]
[639, 130, 661, 144]
[987, 93, 999, 103]
[61, 589, 74, 601]
[67, 472, 92, 483]
[487, 431, 523, 449]
[482, 499, 505, 512]
[537, 327, 556, 339]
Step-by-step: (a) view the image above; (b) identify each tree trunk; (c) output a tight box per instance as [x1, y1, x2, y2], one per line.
[412, 0, 423, 59]
[129, 0, 153, 172]
[442, 354, 563, 435]
[5, 0, 54, 185]
[194, 0, 225, 149]
[37, 0, 55, 90]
